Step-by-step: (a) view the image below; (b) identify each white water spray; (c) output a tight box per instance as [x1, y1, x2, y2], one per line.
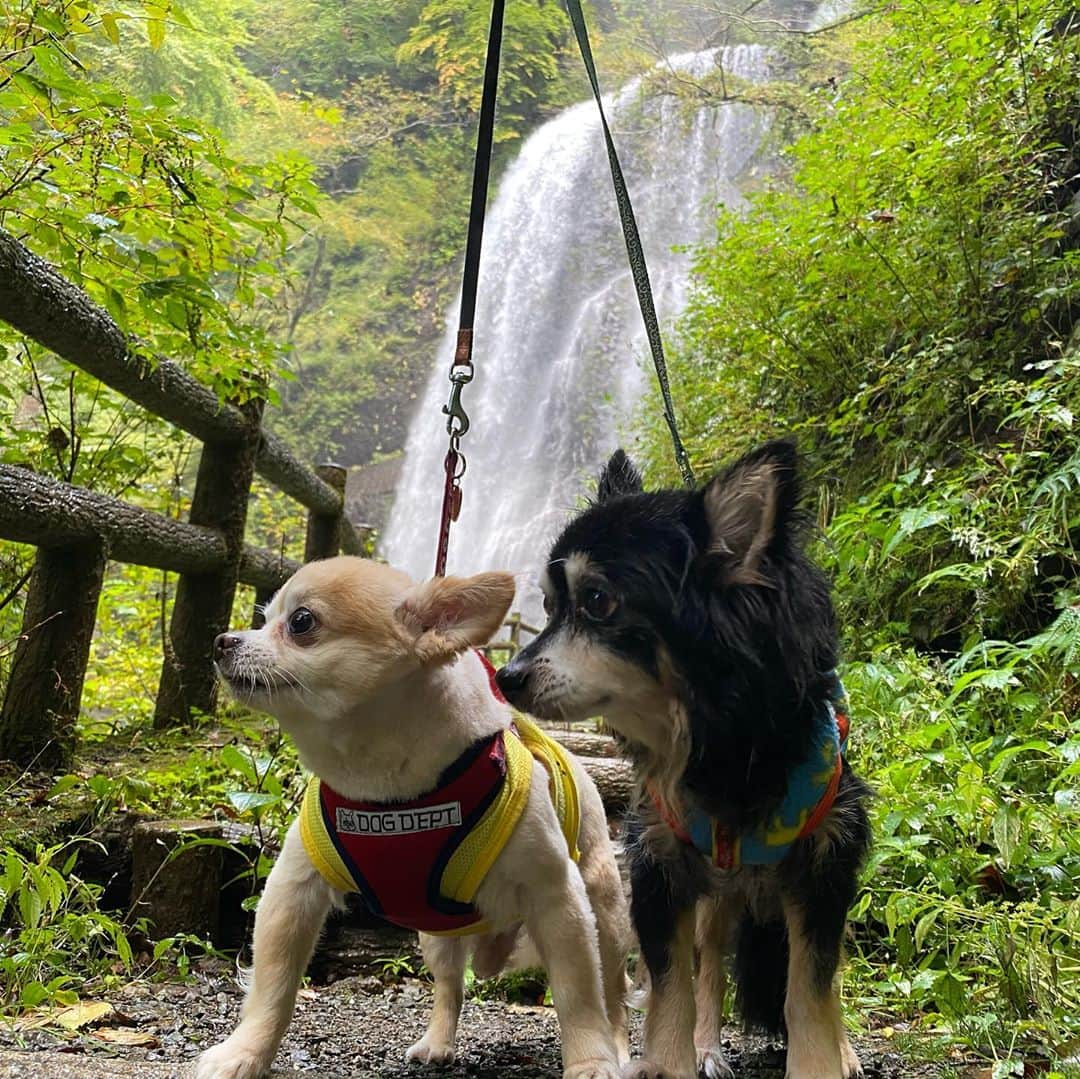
[382, 46, 771, 617]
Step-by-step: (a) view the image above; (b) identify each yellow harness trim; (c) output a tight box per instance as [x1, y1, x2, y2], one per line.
[516, 715, 582, 864]
[298, 719, 581, 937]
[299, 776, 355, 895]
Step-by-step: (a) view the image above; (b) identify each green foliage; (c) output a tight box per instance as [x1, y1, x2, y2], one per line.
[0, 842, 139, 1010]
[653, 0, 1080, 639]
[0, 0, 319, 402]
[375, 953, 417, 981]
[0, 0, 321, 662]
[399, 0, 569, 138]
[237, 0, 427, 98]
[463, 961, 549, 1004]
[845, 638, 1079, 1057]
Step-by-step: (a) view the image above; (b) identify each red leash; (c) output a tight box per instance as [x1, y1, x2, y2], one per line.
[435, 433, 465, 578]
[434, 327, 472, 577]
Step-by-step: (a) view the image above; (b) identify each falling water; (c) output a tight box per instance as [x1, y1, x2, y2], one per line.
[382, 45, 771, 617]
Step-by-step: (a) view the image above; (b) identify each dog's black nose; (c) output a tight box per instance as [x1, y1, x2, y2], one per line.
[495, 660, 530, 701]
[214, 633, 241, 661]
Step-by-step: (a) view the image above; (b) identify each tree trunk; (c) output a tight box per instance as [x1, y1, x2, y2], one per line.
[304, 463, 347, 563]
[155, 417, 261, 728]
[548, 729, 621, 759]
[0, 540, 106, 769]
[129, 820, 223, 941]
[578, 757, 634, 814]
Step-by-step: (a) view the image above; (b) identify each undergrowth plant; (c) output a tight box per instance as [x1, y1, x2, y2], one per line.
[843, 637, 1079, 1063]
[0, 842, 201, 1012]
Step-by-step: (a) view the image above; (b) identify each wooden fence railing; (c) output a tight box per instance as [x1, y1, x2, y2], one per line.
[0, 227, 362, 769]
[481, 613, 539, 662]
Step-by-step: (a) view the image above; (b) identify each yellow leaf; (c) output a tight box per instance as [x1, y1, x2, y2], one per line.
[56, 1001, 114, 1031]
[93, 1028, 159, 1047]
[147, 16, 165, 49]
[100, 12, 120, 44]
[18, 1000, 115, 1031]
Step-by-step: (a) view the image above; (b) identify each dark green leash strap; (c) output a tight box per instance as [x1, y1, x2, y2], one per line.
[564, 0, 695, 488]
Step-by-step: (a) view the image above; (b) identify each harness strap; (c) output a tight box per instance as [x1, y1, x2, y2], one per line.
[564, 0, 695, 488]
[650, 693, 850, 868]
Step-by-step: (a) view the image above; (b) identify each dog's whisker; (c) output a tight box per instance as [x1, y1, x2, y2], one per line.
[270, 664, 325, 703]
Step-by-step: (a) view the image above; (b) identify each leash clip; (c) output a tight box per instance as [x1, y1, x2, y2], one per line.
[443, 373, 472, 438]
[443, 354, 474, 438]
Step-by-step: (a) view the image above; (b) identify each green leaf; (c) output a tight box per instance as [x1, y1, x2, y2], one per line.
[913, 908, 939, 951]
[46, 775, 82, 799]
[220, 744, 257, 784]
[932, 971, 967, 1018]
[956, 762, 985, 818]
[992, 804, 1022, 869]
[226, 791, 280, 814]
[988, 740, 1051, 776]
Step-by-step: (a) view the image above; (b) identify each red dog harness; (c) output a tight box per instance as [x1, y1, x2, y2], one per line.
[304, 734, 514, 933]
[299, 656, 580, 935]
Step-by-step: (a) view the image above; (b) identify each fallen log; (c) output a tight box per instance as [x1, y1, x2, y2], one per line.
[578, 756, 634, 814]
[547, 729, 620, 759]
[0, 463, 298, 588]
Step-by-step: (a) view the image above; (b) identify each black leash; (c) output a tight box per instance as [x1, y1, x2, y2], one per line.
[435, 0, 694, 575]
[563, 0, 695, 489]
[435, 0, 505, 577]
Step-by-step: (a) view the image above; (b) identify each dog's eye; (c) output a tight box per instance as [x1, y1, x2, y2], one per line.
[288, 607, 316, 636]
[580, 588, 617, 622]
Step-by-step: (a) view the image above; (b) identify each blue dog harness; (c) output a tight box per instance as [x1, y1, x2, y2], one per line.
[652, 675, 850, 869]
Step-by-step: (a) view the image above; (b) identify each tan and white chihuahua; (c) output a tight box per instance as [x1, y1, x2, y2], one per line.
[196, 556, 628, 1079]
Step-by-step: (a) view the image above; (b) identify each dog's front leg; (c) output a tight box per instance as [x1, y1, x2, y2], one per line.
[781, 897, 853, 1079]
[693, 896, 735, 1079]
[406, 933, 466, 1064]
[525, 859, 621, 1079]
[624, 851, 698, 1079]
[197, 823, 333, 1079]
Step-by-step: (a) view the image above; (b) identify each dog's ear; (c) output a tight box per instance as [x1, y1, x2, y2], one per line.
[596, 449, 643, 503]
[395, 572, 516, 663]
[699, 440, 798, 585]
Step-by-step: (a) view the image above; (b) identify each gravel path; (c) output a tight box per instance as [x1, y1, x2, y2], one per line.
[0, 958, 942, 1079]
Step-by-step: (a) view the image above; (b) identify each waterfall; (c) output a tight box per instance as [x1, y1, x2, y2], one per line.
[382, 45, 771, 617]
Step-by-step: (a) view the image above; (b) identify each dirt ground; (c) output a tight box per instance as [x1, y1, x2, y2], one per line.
[0, 954, 950, 1079]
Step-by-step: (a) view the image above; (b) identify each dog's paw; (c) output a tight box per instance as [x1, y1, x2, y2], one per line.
[564, 1059, 621, 1079]
[784, 1057, 844, 1079]
[620, 1061, 693, 1079]
[195, 1041, 270, 1079]
[405, 1035, 456, 1065]
[696, 1046, 734, 1079]
[840, 1041, 864, 1079]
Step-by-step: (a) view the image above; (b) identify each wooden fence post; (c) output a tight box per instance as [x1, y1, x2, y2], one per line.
[0, 539, 107, 769]
[251, 586, 274, 630]
[154, 407, 262, 729]
[304, 463, 347, 563]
